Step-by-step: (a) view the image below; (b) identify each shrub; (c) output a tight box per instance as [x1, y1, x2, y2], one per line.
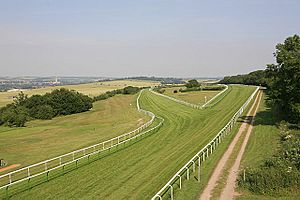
[202, 85, 226, 91]
[157, 89, 165, 94]
[45, 88, 93, 115]
[1, 105, 29, 127]
[93, 86, 141, 102]
[238, 124, 300, 195]
[186, 79, 200, 88]
[180, 87, 202, 93]
[35, 105, 55, 120]
[173, 90, 178, 93]
[123, 86, 139, 94]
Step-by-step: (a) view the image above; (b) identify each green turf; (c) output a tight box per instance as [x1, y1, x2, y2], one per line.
[163, 87, 219, 105]
[0, 94, 150, 173]
[0, 85, 257, 199]
[240, 92, 279, 168]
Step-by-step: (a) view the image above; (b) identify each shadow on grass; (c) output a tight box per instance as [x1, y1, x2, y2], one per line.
[237, 94, 279, 127]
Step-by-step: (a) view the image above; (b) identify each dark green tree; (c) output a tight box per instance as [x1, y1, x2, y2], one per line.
[123, 86, 140, 94]
[35, 105, 55, 120]
[186, 79, 200, 88]
[266, 34, 300, 123]
[13, 91, 28, 106]
[1, 105, 29, 127]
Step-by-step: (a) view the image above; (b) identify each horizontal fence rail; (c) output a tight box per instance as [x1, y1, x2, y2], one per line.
[0, 89, 164, 192]
[151, 86, 259, 200]
[151, 84, 228, 109]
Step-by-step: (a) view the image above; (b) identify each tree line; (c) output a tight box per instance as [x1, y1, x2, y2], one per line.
[220, 34, 300, 124]
[236, 35, 300, 195]
[219, 70, 268, 86]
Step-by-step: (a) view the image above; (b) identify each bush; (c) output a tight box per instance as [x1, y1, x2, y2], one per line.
[1, 105, 29, 127]
[45, 88, 93, 115]
[186, 79, 200, 88]
[180, 87, 202, 93]
[35, 105, 55, 120]
[238, 124, 300, 194]
[202, 85, 226, 91]
[173, 90, 178, 93]
[93, 86, 141, 102]
[157, 89, 165, 94]
[238, 158, 300, 194]
[123, 86, 139, 94]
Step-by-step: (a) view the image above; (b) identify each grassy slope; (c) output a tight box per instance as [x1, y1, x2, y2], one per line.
[3, 85, 256, 199]
[237, 93, 300, 200]
[0, 94, 149, 172]
[163, 87, 219, 105]
[0, 80, 158, 107]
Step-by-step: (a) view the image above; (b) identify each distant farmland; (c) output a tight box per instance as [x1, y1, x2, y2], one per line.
[0, 79, 159, 107]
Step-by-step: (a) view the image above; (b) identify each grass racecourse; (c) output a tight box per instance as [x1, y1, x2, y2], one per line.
[163, 87, 220, 105]
[0, 85, 257, 199]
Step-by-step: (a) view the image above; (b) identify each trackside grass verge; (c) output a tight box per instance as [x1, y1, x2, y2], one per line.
[236, 93, 300, 200]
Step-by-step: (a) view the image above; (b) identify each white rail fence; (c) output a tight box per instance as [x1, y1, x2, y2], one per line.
[201, 85, 229, 108]
[151, 86, 259, 200]
[151, 84, 229, 109]
[0, 89, 164, 194]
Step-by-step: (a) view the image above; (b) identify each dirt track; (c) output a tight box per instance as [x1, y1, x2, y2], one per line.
[0, 164, 21, 173]
[199, 91, 262, 200]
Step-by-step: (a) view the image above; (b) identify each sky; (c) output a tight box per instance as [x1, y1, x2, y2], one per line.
[0, 0, 299, 78]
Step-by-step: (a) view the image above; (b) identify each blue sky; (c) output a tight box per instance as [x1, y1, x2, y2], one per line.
[0, 0, 299, 77]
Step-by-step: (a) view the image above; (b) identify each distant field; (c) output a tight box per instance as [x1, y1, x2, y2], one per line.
[2, 85, 257, 199]
[0, 79, 159, 107]
[163, 87, 220, 105]
[0, 94, 149, 173]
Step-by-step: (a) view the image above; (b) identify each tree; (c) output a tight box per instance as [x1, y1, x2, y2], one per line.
[219, 70, 268, 86]
[45, 88, 93, 115]
[266, 34, 300, 123]
[13, 91, 28, 106]
[123, 86, 139, 94]
[1, 105, 29, 127]
[186, 79, 200, 88]
[35, 105, 55, 120]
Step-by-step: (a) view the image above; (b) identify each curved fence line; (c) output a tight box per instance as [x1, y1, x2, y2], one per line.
[150, 84, 228, 110]
[0, 89, 163, 192]
[201, 84, 229, 108]
[151, 86, 259, 200]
